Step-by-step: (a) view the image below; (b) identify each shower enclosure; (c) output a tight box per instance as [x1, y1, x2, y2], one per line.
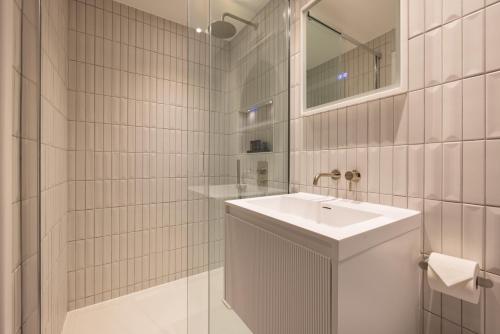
[187, 0, 290, 332]
[28, 0, 289, 333]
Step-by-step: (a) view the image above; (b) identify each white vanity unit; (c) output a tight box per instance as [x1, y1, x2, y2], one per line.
[224, 193, 421, 334]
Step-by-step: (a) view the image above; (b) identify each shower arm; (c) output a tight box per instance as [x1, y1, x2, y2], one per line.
[222, 12, 258, 30]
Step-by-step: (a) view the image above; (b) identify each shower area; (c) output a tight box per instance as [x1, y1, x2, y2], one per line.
[15, 0, 289, 333]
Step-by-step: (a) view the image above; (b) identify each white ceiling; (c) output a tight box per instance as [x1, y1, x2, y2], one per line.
[115, 0, 269, 37]
[307, 0, 398, 69]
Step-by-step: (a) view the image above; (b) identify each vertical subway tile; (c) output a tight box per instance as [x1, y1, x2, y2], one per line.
[328, 110, 338, 149]
[443, 296, 462, 326]
[463, 0, 485, 15]
[424, 199, 443, 253]
[424, 309, 442, 330]
[394, 94, 409, 145]
[409, 90, 425, 144]
[442, 202, 462, 257]
[346, 106, 357, 148]
[313, 113, 322, 150]
[485, 273, 500, 333]
[425, 0, 443, 30]
[486, 3, 500, 71]
[442, 20, 462, 82]
[486, 139, 500, 205]
[425, 28, 443, 87]
[486, 207, 500, 275]
[408, 145, 424, 197]
[320, 112, 329, 150]
[367, 147, 380, 193]
[338, 108, 347, 148]
[425, 86, 443, 143]
[368, 100, 380, 146]
[463, 140, 485, 205]
[486, 71, 500, 138]
[409, 35, 425, 90]
[442, 81, 462, 142]
[425, 143, 443, 200]
[463, 204, 485, 267]
[442, 319, 461, 334]
[409, 0, 425, 37]
[393, 146, 408, 196]
[463, 10, 485, 77]
[380, 97, 394, 146]
[356, 103, 368, 147]
[356, 148, 368, 192]
[443, 142, 462, 202]
[443, 0, 462, 22]
[379, 146, 393, 195]
[463, 75, 485, 140]
[462, 288, 485, 333]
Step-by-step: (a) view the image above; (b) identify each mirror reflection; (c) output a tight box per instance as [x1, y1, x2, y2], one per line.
[306, 0, 400, 108]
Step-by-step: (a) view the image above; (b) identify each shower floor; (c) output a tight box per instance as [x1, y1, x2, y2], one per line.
[62, 268, 251, 334]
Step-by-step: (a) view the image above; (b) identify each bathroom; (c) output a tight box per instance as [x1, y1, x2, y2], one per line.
[0, 0, 499, 333]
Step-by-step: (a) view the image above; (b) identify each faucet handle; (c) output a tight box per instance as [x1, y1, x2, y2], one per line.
[331, 169, 341, 180]
[345, 169, 361, 191]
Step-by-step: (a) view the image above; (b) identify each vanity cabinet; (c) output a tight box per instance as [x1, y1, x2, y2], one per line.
[224, 194, 421, 334]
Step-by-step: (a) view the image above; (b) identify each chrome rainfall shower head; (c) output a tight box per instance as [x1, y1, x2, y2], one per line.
[210, 12, 257, 39]
[210, 20, 237, 39]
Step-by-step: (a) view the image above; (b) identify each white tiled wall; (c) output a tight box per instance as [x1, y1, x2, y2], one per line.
[290, 0, 500, 333]
[227, 0, 289, 190]
[66, 0, 227, 309]
[65, 0, 290, 311]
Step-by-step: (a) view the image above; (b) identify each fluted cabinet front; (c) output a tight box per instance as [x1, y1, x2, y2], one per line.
[225, 214, 331, 334]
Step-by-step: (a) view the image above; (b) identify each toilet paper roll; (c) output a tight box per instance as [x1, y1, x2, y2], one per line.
[427, 253, 480, 304]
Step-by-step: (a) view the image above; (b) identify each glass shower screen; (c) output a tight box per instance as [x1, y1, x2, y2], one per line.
[187, 0, 290, 332]
[187, 0, 289, 334]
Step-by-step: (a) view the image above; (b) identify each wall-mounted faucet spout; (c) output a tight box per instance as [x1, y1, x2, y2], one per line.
[313, 169, 341, 185]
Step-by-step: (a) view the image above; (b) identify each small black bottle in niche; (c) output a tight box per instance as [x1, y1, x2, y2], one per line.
[261, 141, 269, 152]
[248, 140, 271, 153]
[249, 140, 262, 152]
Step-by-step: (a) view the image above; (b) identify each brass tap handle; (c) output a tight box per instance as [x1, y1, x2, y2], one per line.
[345, 169, 361, 191]
[331, 169, 341, 180]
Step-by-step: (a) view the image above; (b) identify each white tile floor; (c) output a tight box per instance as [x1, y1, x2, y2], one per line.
[62, 268, 251, 334]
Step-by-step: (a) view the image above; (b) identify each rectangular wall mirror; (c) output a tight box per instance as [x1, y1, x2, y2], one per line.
[301, 0, 407, 115]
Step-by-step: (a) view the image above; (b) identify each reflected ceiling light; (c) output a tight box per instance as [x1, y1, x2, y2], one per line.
[196, 27, 202, 33]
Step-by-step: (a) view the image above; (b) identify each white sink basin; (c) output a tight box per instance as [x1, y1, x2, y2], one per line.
[246, 192, 335, 222]
[226, 192, 421, 260]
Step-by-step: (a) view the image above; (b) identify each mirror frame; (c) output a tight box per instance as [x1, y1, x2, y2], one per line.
[300, 0, 408, 116]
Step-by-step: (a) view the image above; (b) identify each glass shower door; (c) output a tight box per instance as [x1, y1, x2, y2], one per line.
[206, 0, 290, 333]
[186, 0, 289, 332]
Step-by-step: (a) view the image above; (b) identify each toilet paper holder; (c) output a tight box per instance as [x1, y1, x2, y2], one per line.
[419, 256, 493, 289]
